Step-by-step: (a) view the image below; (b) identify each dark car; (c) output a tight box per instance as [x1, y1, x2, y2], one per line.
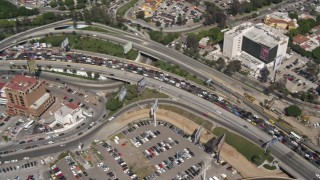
[83, 171, 88, 176]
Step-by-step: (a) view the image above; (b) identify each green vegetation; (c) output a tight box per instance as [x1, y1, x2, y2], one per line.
[284, 105, 302, 117]
[82, 26, 110, 33]
[263, 164, 277, 170]
[2, 135, 8, 142]
[188, 27, 224, 44]
[116, 0, 139, 17]
[229, 0, 282, 16]
[160, 105, 214, 130]
[91, 145, 104, 161]
[45, 70, 98, 81]
[154, 61, 206, 85]
[213, 127, 274, 165]
[149, 31, 179, 45]
[106, 85, 169, 116]
[52, 151, 72, 165]
[286, 18, 320, 63]
[0, 0, 39, 19]
[106, 97, 123, 111]
[38, 34, 138, 60]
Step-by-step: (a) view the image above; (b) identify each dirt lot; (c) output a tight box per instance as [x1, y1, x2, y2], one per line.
[108, 108, 289, 179]
[115, 138, 156, 179]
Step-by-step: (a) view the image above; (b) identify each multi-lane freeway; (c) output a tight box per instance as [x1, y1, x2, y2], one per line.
[0, 20, 320, 178]
[0, 60, 319, 179]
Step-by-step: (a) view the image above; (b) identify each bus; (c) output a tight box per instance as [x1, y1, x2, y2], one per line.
[24, 120, 35, 130]
[290, 131, 302, 142]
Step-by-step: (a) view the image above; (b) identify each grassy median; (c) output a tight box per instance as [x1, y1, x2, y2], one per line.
[116, 0, 139, 17]
[213, 127, 274, 165]
[38, 34, 138, 60]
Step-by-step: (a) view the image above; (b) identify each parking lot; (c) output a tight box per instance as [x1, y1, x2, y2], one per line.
[135, 0, 203, 28]
[0, 158, 41, 180]
[100, 119, 241, 180]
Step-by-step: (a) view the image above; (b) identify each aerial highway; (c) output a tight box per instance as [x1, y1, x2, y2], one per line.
[1, 60, 319, 179]
[1, 23, 318, 117]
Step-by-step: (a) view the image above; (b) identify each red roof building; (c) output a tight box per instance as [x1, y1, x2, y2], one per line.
[66, 103, 79, 110]
[292, 35, 309, 45]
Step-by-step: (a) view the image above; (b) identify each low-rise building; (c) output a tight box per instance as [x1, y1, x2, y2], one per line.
[264, 12, 298, 31]
[54, 103, 85, 126]
[199, 37, 210, 49]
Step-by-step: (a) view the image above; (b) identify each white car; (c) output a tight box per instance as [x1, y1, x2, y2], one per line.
[23, 157, 29, 160]
[48, 141, 54, 144]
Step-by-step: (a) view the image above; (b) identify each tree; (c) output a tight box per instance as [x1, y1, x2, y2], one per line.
[86, 71, 92, 77]
[251, 155, 264, 166]
[285, 105, 302, 117]
[63, 68, 67, 73]
[186, 33, 199, 51]
[216, 57, 226, 71]
[94, 72, 100, 79]
[224, 60, 241, 76]
[47, 65, 52, 70]
[259, 66, 270, 83]
[177, 15, 183, 25]
[50, 0, 58, 8]
[229, 0, 240, 16]
[288, 12, 298, 20]
[136, 11, 145, 20]
[72, 69, 77, 74]
[251, 0, 263, 8]
[209, 27, 223, 43]
[305, 61, 319, 79]
[105, 98, 123, 111]
[155, 21, 161, 27]
[312, 46, 320, 63]
[64, 0, 74, 6]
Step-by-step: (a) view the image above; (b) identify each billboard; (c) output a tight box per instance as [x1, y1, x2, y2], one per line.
[273, 56, 283, 71]
[152, 99, 158, 114]
[137, 77, 146, 94]
[123, 42, 132, 54]
[27, 59, 37, 73]
[61, 38, 70, 51]
[260, 46, 270, 61]
[118, 86, 127, 102]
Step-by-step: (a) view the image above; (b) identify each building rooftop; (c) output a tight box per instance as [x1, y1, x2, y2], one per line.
[0, 83, 6, 89]
[293, 34, 309, 45]
[5, 75, 38, 92]
[30, 93, 51, 109]
[55, 105, 74, 118]
[244, 24, 283, 48]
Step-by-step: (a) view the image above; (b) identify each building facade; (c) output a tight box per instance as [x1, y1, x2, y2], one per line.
[54, 103, 84, 126]
[5, 75, 54, 118]
[223, 22, 289, 64]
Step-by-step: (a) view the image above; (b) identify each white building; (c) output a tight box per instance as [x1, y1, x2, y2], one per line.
[0, 83, 7, 105]
[223, 22, 289, 71]
[54, 103, 84, 126]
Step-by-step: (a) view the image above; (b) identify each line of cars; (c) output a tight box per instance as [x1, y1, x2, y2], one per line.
[0, 160, 37, 175]
[130, 129, 160, 148]
[154, 148, 195, 176]
[49, 165, 65, 180]
[64, 155, 83, 179]
[102, 142, 137, 179]
[143, 137, 179, 160]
